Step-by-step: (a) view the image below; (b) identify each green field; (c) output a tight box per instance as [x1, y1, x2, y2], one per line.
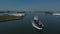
[0, 15, 24, 21]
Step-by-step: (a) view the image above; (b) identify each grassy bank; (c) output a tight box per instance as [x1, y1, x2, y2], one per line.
[0, 15, 24, 22]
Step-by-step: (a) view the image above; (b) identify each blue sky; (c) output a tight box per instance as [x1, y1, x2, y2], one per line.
[0, 0, 60, 11]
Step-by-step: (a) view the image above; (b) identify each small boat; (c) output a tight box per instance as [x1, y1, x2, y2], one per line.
[32, 16, 44, 30]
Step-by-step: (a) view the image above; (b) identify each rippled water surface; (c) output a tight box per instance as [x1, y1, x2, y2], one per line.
[0, 12, 60, 34]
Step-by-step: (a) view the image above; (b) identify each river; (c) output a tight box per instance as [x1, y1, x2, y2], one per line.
[0, 12, 60, 34]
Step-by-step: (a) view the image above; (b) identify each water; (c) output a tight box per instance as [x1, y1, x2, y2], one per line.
[0, 12, 60, 34]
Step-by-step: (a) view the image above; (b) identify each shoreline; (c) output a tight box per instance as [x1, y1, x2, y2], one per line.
[0, 15, 24, 22]
[0, 18, 23, 22]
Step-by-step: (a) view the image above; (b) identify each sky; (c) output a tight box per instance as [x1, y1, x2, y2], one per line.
[0, 0, 60, 11]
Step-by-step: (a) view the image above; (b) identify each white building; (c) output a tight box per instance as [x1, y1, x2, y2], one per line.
[8, 13, 25, 16]
[52, 13, 60, 16]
